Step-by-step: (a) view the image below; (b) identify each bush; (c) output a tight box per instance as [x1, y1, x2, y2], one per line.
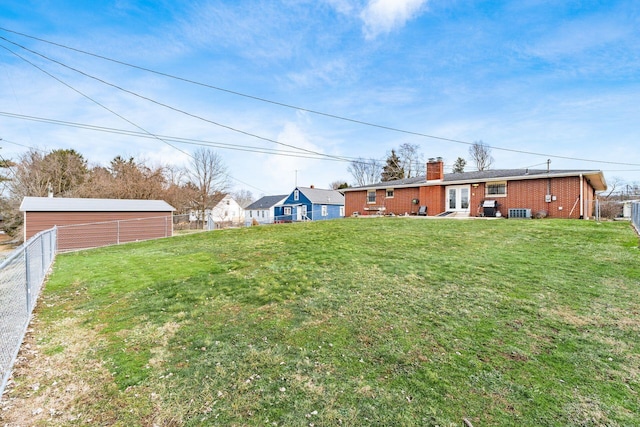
[599, 201, 622, 219]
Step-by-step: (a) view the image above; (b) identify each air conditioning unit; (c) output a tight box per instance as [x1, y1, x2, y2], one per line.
[508, 208, 531, 219]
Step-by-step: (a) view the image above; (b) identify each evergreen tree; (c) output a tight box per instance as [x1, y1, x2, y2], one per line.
[452, 157, 466, 173]
[381, 149, 405, 181]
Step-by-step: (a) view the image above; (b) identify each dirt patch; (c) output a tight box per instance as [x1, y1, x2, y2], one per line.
[0, 233, 19, 257]
[0, 313, 115, 426]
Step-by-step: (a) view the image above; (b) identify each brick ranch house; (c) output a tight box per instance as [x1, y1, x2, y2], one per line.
[343, 158, 607, 219]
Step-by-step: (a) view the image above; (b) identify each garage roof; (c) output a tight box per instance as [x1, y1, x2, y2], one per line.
[20, 197, 175, 212]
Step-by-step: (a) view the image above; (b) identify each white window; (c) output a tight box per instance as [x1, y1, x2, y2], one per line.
[284, 207, 292, 215]
[294, 190, 299, 201]
[250, 211, 253, 218]
[321, 205, 328, 216]
[367, 190, 376, 204]
[262, 210, 265, 218]
[486, 182, 507, 196]
[386, 189, 394, 198]
[340, 206, 345, 217]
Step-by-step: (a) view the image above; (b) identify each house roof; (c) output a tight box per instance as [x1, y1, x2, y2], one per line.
[342, 169, 607, 192]
[246, 195, 288, 210]
[297, 187, 345, 205]
[20, 197, 175, 212]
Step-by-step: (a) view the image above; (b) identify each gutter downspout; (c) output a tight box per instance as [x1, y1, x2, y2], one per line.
[579, 174, 584, 219]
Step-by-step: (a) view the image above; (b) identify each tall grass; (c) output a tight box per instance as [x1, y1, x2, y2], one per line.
[2, 218, 639, 426]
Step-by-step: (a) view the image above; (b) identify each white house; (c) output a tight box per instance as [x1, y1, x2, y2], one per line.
[244, 195, 288, 225]
[189, 194, 244, 227]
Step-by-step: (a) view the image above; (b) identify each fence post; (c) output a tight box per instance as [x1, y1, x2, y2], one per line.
[53, 227, 57, 256]
[41, 232, 46, 273]
[24, 245, 31, 312]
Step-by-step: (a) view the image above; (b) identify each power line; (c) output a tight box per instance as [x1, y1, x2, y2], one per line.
[0, 45, 267, 194]
[0, 137, 42, 152]
[0, 44, 193, 158]
[0, 112, 359, 162]
[2, 27, 639, 167]
[0, 35, 353, 165]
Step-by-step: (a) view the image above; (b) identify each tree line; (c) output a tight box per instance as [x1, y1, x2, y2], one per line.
[345, 141, 493, 187]
[0, 147, 242, 238]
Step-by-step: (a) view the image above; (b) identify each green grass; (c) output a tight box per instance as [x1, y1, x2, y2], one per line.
[4, 218, 640, 426]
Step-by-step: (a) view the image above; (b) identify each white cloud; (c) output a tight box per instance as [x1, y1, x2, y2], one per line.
[360, 0, 429, 39]
[263, 121, 321, 185]
[321, 0, 356, 15]
[286, 59, 351, 88]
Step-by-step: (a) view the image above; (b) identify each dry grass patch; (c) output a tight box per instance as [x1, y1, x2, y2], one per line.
[1, 314, 118, 426]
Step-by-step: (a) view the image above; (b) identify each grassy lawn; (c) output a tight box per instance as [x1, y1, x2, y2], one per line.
[1, 218, 639, 426]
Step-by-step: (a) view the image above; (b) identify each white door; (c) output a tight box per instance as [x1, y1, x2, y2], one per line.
[446, 185, 471, 212]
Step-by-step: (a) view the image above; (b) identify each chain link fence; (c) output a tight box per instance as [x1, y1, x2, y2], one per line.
[56, 215, 172, 252]
[0, 227, 57, 398]
[173, 213, 244, 231]
[632, 202, 640, 235]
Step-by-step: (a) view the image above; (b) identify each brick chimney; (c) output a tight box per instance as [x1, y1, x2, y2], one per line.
[426, 157, 444, 181]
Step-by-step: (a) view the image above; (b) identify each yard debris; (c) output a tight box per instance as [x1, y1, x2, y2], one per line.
[463, 418, 474, 427]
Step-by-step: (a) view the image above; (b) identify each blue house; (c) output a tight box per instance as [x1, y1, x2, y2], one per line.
[274, 186, 345, 222]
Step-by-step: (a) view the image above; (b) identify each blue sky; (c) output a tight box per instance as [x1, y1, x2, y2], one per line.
[1, 0, 639, 196]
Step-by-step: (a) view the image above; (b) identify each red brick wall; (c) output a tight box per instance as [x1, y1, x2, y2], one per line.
[426, 161, 444, 181]
[345, 186, 445, 216]
[419, 186, 445, 215]
[345, 190, 367, 216]
[471, 176, 585, 219]
[345, 188, 421, 215]
[345, 175, 597, 219]
[383, 188, 420, 215]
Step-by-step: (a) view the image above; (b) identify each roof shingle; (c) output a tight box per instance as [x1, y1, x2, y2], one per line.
[20, 197, 175, 212]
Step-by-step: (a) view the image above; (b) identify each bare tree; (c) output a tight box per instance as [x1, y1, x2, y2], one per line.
[348, 158, 382, 187]
[469, 141, 494, 171]
[600, 176, 624, 199]
[398, 143, 423, 178]
[2, 148, 89, 236]
[43, 149, 88, 196]
[6, 149, 49, 200]
[186, 148, 229, 224]
[159, 165, 196, 214]
[232, 189, 254, 208]
[78, 156, 166, 200]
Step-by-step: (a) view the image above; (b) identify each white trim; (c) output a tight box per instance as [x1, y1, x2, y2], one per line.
[485, 181, 507, 197]
[445, 185, 471, 212]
